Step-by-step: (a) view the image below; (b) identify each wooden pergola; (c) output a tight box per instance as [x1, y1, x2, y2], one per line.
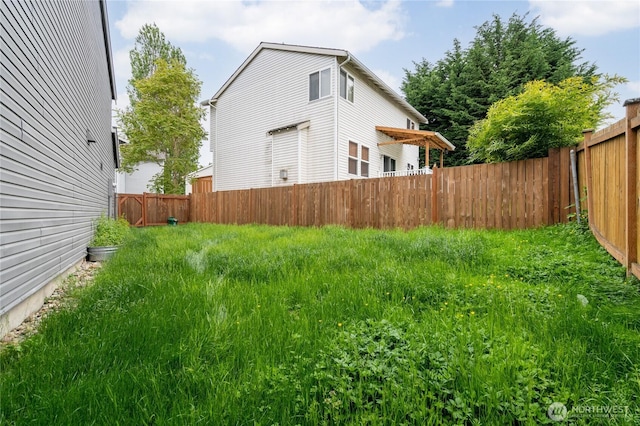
[376, 126, 455, 168]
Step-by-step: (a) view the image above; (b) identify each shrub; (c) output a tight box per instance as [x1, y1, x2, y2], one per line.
[89, 215, 130, 247]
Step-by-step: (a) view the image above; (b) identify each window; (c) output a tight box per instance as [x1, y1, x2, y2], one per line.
[349, 142, 369, 176]
[309, 68, 331, 101]
[340, 70, 354, 102]
[348, 141, 358, 175]
[383, 155, 396, 172]
[406, 118, 415, 130]
[361, 146, 369, 177]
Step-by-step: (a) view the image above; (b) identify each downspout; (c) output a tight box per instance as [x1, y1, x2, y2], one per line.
[209, 100, 217, 191]
[335, 53, 352, 180]
[270, 134, 274, 187]
[297, 128, 302, 184]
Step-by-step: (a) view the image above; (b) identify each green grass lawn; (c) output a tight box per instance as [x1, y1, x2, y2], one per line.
[1, 223, 639, 425]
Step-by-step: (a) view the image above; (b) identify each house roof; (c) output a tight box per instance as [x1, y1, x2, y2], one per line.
[201, 42, 428, 124]
[99, 0, 116, 100]
[376, 126, 455, 151]
[111, 128, 121, 168]
[187, 164, 213, 179]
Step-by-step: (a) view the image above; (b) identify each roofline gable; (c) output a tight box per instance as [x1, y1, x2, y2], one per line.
[99, 0, 117, 100]
[345, 55, 426, 123]
[200, 42, 427, 123]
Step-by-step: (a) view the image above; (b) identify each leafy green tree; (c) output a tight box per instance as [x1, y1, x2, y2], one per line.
[119, 58, 206, 194]
[402, 13, 597, 166]
[128, 23, 186, 105]
[467, 75, 624, 163]
[119, 25, 205, 194]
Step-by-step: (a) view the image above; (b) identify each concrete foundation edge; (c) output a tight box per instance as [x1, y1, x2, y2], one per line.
[0, 259, 84, 340]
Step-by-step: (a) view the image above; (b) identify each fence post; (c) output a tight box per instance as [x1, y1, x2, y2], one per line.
[582, 130, 594, 231]
[142, 192, 147, 227]
[546, 148, 559, 225]
[292, 184, 298, 227]
[624, 98, 639, 273]
[431, 166, 439, 225]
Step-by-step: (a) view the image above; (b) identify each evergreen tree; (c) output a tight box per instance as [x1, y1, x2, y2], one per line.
[402, 13, 597, 166]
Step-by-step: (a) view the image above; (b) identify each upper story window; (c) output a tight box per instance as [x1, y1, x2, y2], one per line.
[340, 70, 354, 102]
[406, 118, 415, 130]
[309, 68, 331, 101]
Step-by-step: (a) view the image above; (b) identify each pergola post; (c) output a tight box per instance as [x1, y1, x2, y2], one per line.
[424, 141, 430, 168]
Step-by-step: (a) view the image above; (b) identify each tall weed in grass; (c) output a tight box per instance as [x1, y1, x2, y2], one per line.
[1, 223, 639, 424]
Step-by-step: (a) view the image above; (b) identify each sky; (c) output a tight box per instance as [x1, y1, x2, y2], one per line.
[106, 0, 640, 167]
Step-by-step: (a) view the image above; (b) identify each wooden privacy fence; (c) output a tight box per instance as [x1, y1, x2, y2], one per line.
[118, 193, 190, 226]
[116, 102, 639, 279]
[189, 147, 576, 230]
[576, 99, 639, 279]
[191, 176, 212, 193]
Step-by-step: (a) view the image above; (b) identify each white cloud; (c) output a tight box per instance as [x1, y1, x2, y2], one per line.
[435, 0, 454, 8]
[626, 80, 640, 94]
[115, 0, 406, 54]
[529, 0, 640, 36]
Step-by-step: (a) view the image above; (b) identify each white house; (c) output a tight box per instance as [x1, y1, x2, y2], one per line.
[116, 161, 163, 194]
[202, 42, 454, 192]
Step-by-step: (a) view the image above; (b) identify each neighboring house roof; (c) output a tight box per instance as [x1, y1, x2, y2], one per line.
[187, 164, 214, 179]
[201, 42, 428, 124]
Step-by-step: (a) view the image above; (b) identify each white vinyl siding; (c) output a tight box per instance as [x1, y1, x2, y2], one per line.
[213, 49, 336, 190]
[299, 126, 309, 182]
[116, 162, 162, 193]
[337, 63, 420, 179]
[1, 1, 115, 318]
[272, 129, 298, 185]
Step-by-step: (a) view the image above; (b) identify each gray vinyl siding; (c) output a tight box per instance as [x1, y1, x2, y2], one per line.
[213, 49, 335, 191]
[0, 1, 116, 315]
[337, 63, 420, 178]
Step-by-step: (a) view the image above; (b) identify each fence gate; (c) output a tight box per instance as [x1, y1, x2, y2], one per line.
[117, 193, 191, 226]
[117, 194, 144, 226]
